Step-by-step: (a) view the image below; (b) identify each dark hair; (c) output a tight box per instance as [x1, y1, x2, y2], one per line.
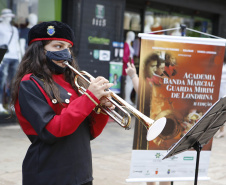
[157, 58, 165, 68]
[165, 52, 171, 66]
[165, 52, 171, 60]
[144, 53, 159, 78]
[11, 40, 82, 106]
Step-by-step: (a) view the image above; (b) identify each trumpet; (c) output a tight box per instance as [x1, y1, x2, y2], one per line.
[64, 61, 166, 141]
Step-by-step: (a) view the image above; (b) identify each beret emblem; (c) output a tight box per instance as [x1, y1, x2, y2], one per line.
[47, 25, 55, 36]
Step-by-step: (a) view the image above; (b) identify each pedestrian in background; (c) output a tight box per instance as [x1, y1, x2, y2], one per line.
[0, 9, 19, 113]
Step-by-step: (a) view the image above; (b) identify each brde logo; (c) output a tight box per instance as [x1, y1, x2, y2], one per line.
[95, 4, 105, 19]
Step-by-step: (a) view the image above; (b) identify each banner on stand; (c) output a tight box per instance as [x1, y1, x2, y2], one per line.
[127, 34, 226, 182]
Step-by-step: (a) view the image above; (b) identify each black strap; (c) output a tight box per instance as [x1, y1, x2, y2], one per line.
[7, 26, 14, 46]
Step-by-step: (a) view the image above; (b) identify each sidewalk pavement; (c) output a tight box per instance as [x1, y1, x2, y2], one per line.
[0, 118, 226, 185]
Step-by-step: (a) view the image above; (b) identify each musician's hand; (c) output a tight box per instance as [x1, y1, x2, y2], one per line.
[88, 76, 113, 100]
[100, 96, 115, 110]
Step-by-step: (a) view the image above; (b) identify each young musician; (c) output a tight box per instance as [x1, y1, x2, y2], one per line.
[11, 21, 114, 185]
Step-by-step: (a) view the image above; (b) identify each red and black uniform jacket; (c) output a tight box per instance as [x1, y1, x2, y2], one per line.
[15, 73, 109, 185]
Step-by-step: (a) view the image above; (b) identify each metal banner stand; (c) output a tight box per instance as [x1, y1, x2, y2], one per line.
[163, 96, 226, 185]
[149, 24, 224, 39]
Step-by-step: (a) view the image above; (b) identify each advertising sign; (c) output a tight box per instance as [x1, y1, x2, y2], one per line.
[109, 62, 123, 94]
[77, 0, 125, 79]
[127, 34, 226, 182]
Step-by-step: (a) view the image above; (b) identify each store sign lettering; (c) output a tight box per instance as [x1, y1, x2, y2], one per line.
[92, 18, 106, 27]
[88, 36, 110, 45]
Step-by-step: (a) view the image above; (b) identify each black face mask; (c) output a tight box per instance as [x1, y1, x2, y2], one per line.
[46, 49, 73, 74]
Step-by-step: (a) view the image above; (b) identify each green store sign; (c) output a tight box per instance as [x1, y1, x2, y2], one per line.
[88, 36, 110, 45]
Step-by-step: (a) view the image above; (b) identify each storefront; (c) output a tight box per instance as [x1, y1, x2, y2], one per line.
[124, 0, 226, 66]
[61, 0, 125, 79]
[3, 0, 226, 71]
[126, 0, 226, 37]
[0, 0, 226, 122]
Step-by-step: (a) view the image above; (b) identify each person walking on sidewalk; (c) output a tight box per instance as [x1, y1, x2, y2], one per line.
[11, 21, 114, 185]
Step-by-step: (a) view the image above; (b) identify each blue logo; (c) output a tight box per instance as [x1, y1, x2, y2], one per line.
[47, 26, 55, 36]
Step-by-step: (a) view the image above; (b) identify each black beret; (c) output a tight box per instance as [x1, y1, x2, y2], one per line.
[28, 21, 75, 46]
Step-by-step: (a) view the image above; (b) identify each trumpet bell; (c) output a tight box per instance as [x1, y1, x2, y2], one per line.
[147, 117, 166, 141]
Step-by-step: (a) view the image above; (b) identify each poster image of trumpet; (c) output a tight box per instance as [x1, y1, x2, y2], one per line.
[127, 34, 226, 182]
